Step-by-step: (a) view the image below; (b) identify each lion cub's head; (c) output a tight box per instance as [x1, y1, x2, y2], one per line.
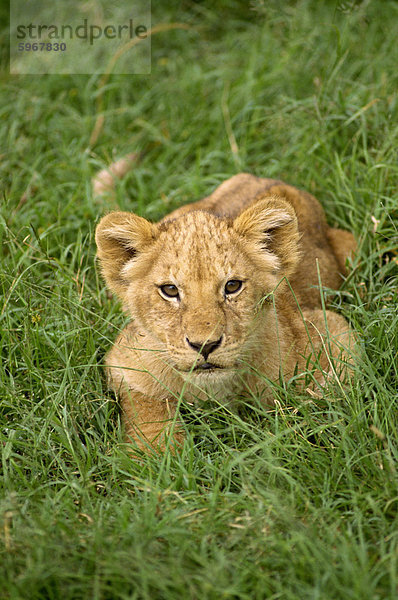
[96, 197, 300, 384]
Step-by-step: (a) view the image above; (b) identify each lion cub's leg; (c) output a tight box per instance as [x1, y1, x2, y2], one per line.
[326, 228, 356, 275]
[119, 389, 184, 454]
[304, 309, 358, 385]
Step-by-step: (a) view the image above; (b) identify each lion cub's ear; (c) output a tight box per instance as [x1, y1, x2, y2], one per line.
[95, 211, 158, 299]
[233, 196, 300, 279]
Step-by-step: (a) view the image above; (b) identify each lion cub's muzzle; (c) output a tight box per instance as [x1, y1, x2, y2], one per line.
[185, 335, 224, 371]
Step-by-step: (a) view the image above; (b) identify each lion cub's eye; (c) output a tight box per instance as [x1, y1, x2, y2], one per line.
[224, 280, 243, 295]
[159, 284, 180, 300]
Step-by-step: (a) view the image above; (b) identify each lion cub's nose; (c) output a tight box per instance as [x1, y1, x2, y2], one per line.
[186, 336, 223, 360]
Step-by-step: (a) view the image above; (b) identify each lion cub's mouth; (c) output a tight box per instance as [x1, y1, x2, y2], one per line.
[193, 362, 221, 372]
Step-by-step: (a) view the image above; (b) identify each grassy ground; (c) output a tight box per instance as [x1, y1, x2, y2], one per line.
[1, 1, 397, 598]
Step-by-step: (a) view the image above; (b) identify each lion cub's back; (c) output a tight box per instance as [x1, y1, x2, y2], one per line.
[163, 173, 332, 226]
[163, 174, 282, 221]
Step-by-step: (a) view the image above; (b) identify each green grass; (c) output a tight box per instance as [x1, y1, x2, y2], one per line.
[1, 1, 397, 598]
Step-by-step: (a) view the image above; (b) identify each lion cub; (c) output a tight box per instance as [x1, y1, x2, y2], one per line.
[95, 173, 356, 453]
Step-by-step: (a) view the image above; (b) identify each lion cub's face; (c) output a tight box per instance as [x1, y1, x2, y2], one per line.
[96, 198, 300, 383]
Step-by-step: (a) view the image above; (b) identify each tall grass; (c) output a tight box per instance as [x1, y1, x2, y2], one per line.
[1, 1, 397, 598]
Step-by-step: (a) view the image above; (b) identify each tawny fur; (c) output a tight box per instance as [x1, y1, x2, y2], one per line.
[95, 166, 357, 454]
[92, 153, 139, 198]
